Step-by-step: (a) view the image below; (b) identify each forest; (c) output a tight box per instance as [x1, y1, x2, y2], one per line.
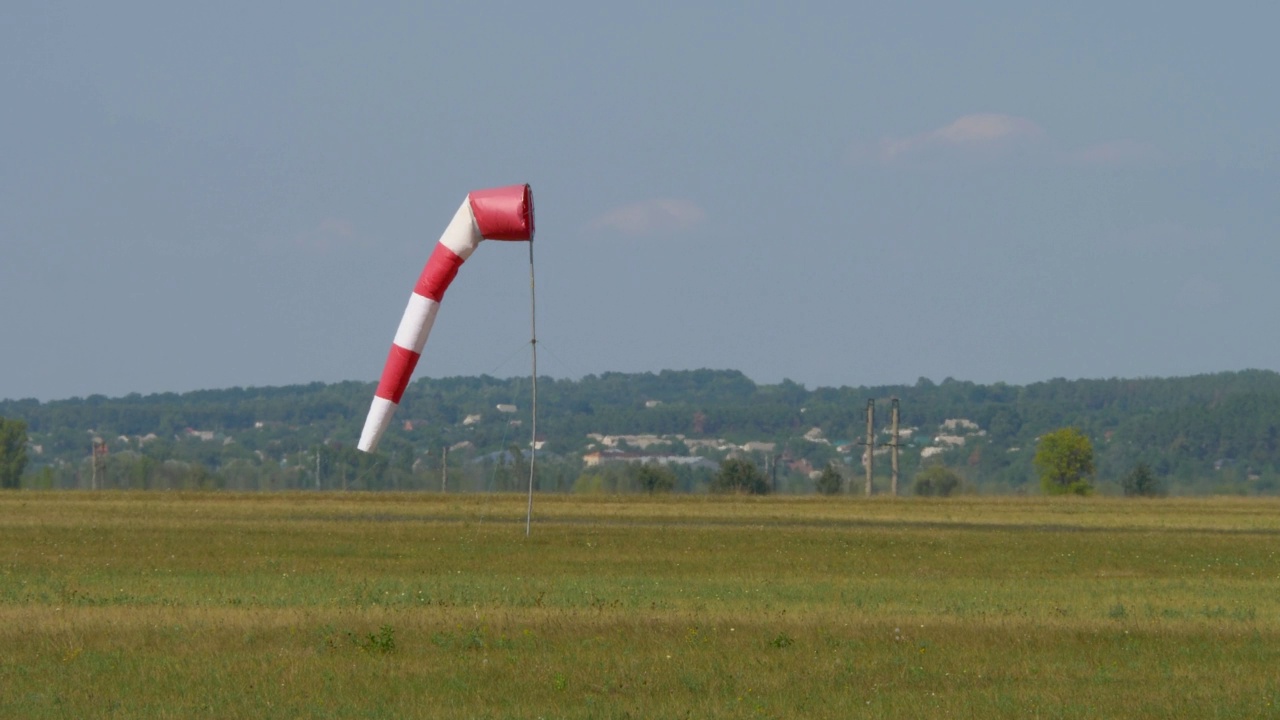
[3, 368, 1280, 495]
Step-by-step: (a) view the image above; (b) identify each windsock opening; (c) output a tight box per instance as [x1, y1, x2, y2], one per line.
[468, 184, 534, 241]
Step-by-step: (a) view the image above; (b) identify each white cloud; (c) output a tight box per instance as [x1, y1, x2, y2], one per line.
[589, 199, 707, 236]
[879, 113, 1044, 161]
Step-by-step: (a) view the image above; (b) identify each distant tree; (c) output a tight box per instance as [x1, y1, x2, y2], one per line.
[1121, 462, 1164, 497]
[509, 445, 530, 491]
[1034, 427, 1094, 495]
[14, 368, 1280, 496]
[711, 458, 769, 495]
[912, 464, 962, 497]
[489, 445, 527, 492]
[0, 417, 29, 489]
[814, 462, 842, 495]
[636, 463, 676, 493]
[571, 472, 608, 494]
[986, 408, 1023, 443]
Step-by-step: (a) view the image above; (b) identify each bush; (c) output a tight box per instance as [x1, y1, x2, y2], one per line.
[814, 463, 843, 495]
[0, 417, 28, 489]
[637, 463, 676, 493]
[912, 465, 962, 497]
[711, 458, 769, 495]
[1121, 462, 1165, 497]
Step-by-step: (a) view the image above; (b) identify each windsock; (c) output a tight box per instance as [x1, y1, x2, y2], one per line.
[358, 184, 534, 452]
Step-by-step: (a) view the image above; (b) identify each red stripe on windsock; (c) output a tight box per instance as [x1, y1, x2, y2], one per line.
[469, 184, 534, 241]
[414, 243, 465, 302]
[375, 344, 421, 404]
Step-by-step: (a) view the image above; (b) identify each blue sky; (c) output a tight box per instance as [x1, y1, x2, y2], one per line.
[3, 2, 1278, 401]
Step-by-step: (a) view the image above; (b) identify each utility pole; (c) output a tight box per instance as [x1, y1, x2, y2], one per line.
[861, 400, 875, 496]
[441, 446, 448, 492]
[91, 437, 107, 490]
[889, 398, 901, 495]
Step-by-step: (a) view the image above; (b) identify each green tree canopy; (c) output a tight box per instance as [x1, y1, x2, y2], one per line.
[912, 464, 962, 497]
[711, 458, 768, 495]
[1034, 427, 1095, 496]
[636, 463, 676, 493]
[9, 368, 1280, 495]
[814, 462, 842, 495]
[0, 417, 29, 489]
[1121, 462, 1164, 497]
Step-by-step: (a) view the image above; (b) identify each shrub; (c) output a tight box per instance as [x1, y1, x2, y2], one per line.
[637, 463, 676, 493]
[912, 464, 962, 497]
[814, 463, 843, 495]
[711, 458, 769, 494]
[1121, 462, 1165, 497]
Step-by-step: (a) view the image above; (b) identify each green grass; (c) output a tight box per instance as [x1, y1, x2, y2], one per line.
[1, 492, 1279, 718]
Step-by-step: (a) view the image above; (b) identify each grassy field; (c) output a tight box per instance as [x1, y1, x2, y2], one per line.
[1, 492, 1278, 718]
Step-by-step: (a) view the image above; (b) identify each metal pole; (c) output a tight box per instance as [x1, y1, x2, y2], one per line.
[525, 242, 538, 537]
[864, 400, 875, 496]
[890, 398, 900, 496]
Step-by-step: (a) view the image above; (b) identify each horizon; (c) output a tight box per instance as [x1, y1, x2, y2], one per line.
[5, 365, 1276, 406]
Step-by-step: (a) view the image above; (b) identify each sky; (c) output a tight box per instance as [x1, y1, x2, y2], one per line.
[3, 2, 1279, 402]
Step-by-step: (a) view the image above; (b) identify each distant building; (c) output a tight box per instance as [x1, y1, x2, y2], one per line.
[788, 458, 814, 476]
[582, 450, 715, 470]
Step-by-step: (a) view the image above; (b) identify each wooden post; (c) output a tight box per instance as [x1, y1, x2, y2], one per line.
[864, 400, 874, 496]
[90, 438, 103, 490]
[890, 398, 901, 496]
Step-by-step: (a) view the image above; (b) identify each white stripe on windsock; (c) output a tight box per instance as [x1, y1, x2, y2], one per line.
[359, 395, 397, 453]
[393, 294, 441, 354]
[439, 200, 484, 260]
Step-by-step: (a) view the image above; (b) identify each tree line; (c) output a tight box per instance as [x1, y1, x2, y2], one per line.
[3, 369, 1280, 495]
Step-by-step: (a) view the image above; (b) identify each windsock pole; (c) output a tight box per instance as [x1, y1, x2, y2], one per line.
[525, 241, 538, 537]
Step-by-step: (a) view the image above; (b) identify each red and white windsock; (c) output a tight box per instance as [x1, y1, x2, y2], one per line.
[358, 184, 534, 453]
